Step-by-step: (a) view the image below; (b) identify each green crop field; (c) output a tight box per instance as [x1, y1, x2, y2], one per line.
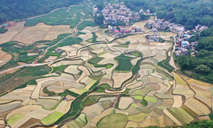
[97, 113, 128, 128]
[115, 54, 133, 71]
[158, 51, 174, 72]
[41, 111, 64, 126]
[7, 114, 24, 125]
[88, 57, 104, 64]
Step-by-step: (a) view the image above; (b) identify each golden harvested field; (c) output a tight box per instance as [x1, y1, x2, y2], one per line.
[42, 25, 74, 40]
[0, 47, 12, 67]
[172, 95, 183, 107]
[0, 22, 25, 44]
[118, 97, 133, 110]
[187, 79, 213, 90]
[112, 72, 132, 88]
[13, 23, 52, 45]
[1, 22, 74, 45]
[64, 65, 80, 74]
[173, 72, 188, 85]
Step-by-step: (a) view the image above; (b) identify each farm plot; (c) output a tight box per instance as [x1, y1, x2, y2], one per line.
[0, 101, 21, 114]
[97, 113, 128, 128]
[64, 65, 80, 75]
[0, 47, 12, 67]
[118, 97, 134, 110]
[7, 114, 24, 126]
[114, 54, 133, 71]
[13, 23, 52, 45]
[0, 22, 25, 44]
[128, 113, 149, 122]
[41, 111, 64, 126]
[92, 108, 114, 124]
[112, 72, 132, 88]
[42, 25, 74, 40]
[35, 99, 59, 109]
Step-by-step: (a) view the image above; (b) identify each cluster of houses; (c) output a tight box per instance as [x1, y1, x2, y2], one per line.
[174, 26, 207, 56]
[146, 18, 209, 56]
[101, 3, 140, 25]
[147, 18, 185, 34]
[195, 24, 208, 33]
[174, 23, 208, 56]
[93, 3, 152, 26]
[108, 25, 142, 38]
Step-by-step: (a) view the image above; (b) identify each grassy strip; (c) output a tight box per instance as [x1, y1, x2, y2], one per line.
[52, 65, 65, 73]
[132, 53, 143, 75]
[157, 51, 174, 72]
[56, 80, 100, 125]
[43, 87, 56, 96]
[62, 89, 80, 97]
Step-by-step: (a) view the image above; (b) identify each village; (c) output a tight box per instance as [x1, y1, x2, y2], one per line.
[92, 3, 208, 56]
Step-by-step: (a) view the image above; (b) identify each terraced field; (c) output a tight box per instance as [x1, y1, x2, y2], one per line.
[0, 4, 213, 128]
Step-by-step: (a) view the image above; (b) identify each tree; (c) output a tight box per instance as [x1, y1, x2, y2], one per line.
[177, 55, 189, 70]
[140, 14, 149, 21]
[195, 65, 211, 74]
[96, 3, 104, 11]
[94, 15, 104, 25]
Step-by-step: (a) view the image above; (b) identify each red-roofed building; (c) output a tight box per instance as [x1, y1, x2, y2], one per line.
[114, 30, 120, 33]
[131, 27, 136, 33]
[131, 27, 136, 30]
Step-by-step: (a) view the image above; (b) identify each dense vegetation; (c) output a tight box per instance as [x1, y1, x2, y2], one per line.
[176, 26, 213, 83]
[0, 26, 8, 33]
[0, 0, 83, 24]
[123, 0, 213, 29]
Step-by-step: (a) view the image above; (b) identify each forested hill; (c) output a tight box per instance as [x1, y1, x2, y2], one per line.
[0, 0, 83, 24]
[124, 0, 213, 29]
